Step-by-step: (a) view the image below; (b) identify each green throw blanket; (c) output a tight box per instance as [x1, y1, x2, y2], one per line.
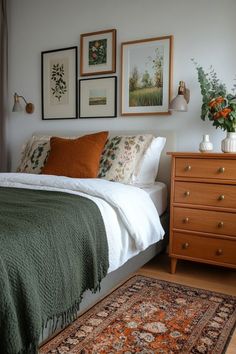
[0, 187, 109, 354]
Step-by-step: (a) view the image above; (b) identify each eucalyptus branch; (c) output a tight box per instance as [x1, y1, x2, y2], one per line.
[193, 60, 236, 132]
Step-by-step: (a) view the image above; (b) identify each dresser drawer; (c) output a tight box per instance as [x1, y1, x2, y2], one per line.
[174, 181, 236, 209]
[171, 232, 236, 266]
[173, 207, 236, 237]
[175, 158, 236, 180]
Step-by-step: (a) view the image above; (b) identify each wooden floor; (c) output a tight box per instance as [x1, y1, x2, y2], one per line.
[138, 253, 236, 354]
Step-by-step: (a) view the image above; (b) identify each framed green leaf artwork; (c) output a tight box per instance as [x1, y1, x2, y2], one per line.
[41, 46, 78, 120]
[121, 35, 173, 116]
[80, 29, 116, 76]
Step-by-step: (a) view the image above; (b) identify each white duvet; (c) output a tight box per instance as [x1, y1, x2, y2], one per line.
[0, 173, 164, 272]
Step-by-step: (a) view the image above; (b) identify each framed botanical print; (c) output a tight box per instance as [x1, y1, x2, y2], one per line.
[41, 46, 78, 120]
[80, 29, 116, 76]
[121, 35, 173, 116]
[79, 76, 117, 118]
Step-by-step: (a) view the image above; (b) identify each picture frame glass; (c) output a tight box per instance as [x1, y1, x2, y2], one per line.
[81, 29, 116, 76]
[84, 33, 112, 73]
[122, 36, 172, 115]
[42, 47, 77, 120]
[79, 77, 117, 118]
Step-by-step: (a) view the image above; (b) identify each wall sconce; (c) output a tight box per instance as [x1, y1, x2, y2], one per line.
[169, 81, 190, 112]
[12, 93, 34, 114]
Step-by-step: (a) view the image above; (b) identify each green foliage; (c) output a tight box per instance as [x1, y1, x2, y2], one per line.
[192, 59, 236, 132]
[129, 87, 162, 107]
[141, 70, 153, 88]
[151, 48, 163, 88]
[51, 63, 67, 101]
[129, 66, 140, 92]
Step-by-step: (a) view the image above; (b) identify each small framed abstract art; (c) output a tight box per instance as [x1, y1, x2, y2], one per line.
[41, 46, 78, 120]
[80, 29, 116, 76]
[121, 35, 173, 116]
[79, 76, 117, 118]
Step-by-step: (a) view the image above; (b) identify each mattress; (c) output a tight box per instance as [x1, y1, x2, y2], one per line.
[140, 182, 168, 216]
[112, 182, 168, 272]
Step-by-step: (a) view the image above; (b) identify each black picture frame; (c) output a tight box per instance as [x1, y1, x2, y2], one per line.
[79, 76, 117, 118]
[41, 46, 78, 120]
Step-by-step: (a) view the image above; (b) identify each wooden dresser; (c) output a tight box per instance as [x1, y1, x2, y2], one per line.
[168, 152, 236, 274]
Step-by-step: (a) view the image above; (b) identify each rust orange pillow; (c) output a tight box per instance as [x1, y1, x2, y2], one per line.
[41, 131, 108, 178]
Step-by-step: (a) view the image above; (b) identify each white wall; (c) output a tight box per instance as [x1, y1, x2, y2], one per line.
[8, 0, 236, 170]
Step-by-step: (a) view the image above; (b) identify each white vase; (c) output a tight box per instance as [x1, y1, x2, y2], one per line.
[221, 132, 236, 153]
[199, 134, 213, 152]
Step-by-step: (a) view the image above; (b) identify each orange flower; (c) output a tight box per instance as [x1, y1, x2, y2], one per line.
[221, 107, 232, 117]
[209, 99, 216, 108]
[213, 107, 232, 120]
[213, 112, 221, 120]
[208, 96, 225, 108]
[216, 96, 225, 104]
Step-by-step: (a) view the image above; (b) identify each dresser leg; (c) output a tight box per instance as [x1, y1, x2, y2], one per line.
[170, 258, 178, 274]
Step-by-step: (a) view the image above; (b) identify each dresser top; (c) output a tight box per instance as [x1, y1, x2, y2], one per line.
[167, 152, 236, 159]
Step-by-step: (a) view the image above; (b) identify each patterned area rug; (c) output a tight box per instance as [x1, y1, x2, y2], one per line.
[40, 275, 236, 354]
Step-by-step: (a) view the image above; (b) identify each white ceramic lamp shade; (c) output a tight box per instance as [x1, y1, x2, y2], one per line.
[12, 93, 34, 114]
[169, 81, 190, 112]
[12, 101, 24, 112]
[169, 95, 188, 112]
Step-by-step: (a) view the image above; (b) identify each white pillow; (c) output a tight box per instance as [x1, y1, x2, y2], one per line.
[131, 137, 166, 185]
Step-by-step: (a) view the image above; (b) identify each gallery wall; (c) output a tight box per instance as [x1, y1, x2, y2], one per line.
[7, 0, 236, 170]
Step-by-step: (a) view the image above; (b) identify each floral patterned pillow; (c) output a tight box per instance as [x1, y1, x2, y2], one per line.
[17, 136, 51, 174]
[98, 134, 153, 183]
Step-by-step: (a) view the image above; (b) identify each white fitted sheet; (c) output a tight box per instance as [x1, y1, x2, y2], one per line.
[140, 182, 168, 216]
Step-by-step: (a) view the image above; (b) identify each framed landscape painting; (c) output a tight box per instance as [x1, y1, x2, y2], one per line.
[121, 35, 173, 116]
[41, 46, 78, 120]
[80, 29, 116, 76]
[79, 76, 117, 118]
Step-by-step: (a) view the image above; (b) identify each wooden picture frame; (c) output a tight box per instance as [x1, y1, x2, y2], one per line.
[79, 76, 117, 118]
[41, 46, 78, 120]
[121, 35, 173, 116]
[80, 29, 116, 76]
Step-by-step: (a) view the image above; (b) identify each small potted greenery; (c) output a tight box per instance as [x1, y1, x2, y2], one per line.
[193, 59, 236, 152]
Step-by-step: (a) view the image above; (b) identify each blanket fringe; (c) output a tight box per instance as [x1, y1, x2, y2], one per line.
[40, 272, 107, 340]
[18, 343, 37, 354]
[19, 265, 108, 353]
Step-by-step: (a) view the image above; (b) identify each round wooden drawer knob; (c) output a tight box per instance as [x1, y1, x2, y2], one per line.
[216, 249, 223, 256]
[218, 167, 225, 173]
[185, 165, 192, 171]
[218, 221, 224, 228]
[218, 195, 225, 201]
[182, 242, 189, 249]
[184, 191, 190, 197]
[183, 217, 189, 223]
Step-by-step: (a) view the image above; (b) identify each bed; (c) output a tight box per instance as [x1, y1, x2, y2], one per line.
[0, 130, 175, 353]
